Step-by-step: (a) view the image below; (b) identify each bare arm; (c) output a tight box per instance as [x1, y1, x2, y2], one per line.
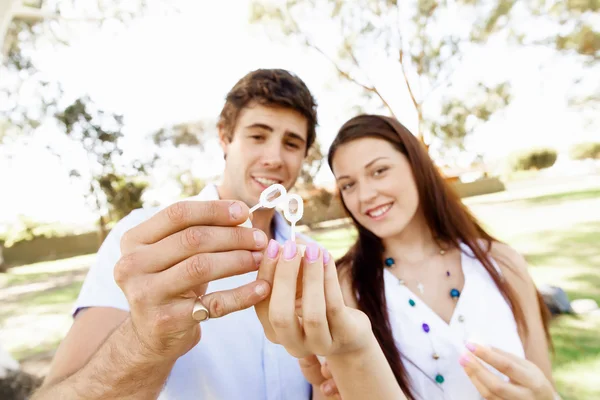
[330, 265, 405, 399]
[32, 316, 174, 400]
[42, 307, 128, 386]
[490, 242, 554, 386]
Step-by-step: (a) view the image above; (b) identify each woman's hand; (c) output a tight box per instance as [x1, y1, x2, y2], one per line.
[298, 355, 341, 399]
[254, 240, 373, 359]
[461, 343, 558, 400]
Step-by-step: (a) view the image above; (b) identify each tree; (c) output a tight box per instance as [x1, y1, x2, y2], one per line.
[298, 141, 324, 188]
[478, 1, 599, 112]
[250, 0, 513, 154]
[1, 1, 179, 240]
[55, 97, 152, 241]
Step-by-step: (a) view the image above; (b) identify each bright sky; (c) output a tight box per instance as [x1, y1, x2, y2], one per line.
[0, 0, 597, 227]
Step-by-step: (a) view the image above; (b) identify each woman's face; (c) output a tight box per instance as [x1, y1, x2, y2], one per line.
[332, 137, 421, 239]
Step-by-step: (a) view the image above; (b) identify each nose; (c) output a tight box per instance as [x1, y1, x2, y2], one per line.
[261, 140, 283, 169]
[358, 181, 377, 205]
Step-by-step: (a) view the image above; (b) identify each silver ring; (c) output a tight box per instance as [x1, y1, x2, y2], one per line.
[192, 298, 210, 322]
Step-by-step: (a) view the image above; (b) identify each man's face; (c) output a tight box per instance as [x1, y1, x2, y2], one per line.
[219, 102, 308, 207]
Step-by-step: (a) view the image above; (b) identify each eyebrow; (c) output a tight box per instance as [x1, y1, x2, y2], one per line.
[246, 123, 306, 144]
[336, 156, 390, 181]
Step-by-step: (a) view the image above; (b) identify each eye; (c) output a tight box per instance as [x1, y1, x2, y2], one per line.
[340, 182, 354, 191]
[373, 167, 388, 176]
[251, 135, 265, 141]
[285, 141, 301, 149]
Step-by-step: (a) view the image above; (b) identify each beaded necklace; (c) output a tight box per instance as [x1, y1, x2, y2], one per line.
[384, 249, 461, 386]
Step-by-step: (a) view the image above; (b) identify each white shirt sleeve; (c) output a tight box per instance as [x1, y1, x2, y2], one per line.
[72, 208, 155, 317]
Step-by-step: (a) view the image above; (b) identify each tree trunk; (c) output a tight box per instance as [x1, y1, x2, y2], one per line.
[97, 215, 108, 246]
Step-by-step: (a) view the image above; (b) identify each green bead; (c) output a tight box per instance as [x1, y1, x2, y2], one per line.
[409, 299, 416, 307]
[435, 374, 444, 384]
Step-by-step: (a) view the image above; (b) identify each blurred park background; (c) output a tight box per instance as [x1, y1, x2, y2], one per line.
[0, 0, 599, 398]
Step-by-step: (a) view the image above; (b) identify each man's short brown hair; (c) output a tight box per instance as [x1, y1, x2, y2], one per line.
[217, 69, 318, 153]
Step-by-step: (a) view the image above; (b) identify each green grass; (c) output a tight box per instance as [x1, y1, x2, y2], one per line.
[520, 187, 600, 206]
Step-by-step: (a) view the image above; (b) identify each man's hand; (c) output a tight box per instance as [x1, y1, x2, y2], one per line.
[115, 199, 271, 363]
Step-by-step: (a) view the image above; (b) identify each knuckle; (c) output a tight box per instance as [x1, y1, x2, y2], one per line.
[206, 201, 220, 220]
[127, 286, 147, 308]
[166, 201, 189, 225]
[230, 227, 246, 246]
[231, 287, 248, 309]
[185, 254, 212, 283]
[531, 379, 546, 394]
[487, 380, 503, 395]
[326, 303, 343, 319]
[114, 253, 137, 285]
[302, 312, 324, 329]
[207, 294, 227, 318]
[120, 230, 134, 253]
[270, 312, 292, 330]
[181, 227, 209, 250]
[152, 308, 180, 335]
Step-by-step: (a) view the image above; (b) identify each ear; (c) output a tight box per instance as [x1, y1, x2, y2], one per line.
[218, 127, 230, 156]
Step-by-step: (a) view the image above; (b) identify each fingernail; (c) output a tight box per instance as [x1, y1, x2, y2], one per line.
[283, 240, 297, 260]
[321, 382, 333, 396]
[465, 342, 476, 353]
[458, 353, 470, 367]
[267, 239, 279, 259]
[306, 242, 319, 262]
[323, 249, 331, 264]
[252, 251, 263, 265]
[229, 202, 242, 219]
[253, 230, 266, 248]
[255, 283, 267, 296]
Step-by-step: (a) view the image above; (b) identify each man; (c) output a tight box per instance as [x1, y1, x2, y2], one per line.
[32, 69, 321, 399]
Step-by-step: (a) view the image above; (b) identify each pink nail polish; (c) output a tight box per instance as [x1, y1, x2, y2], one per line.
[323, 249, 331, 264]
[283, 240, 296, 260]
[267, 239, 279, 259]
[458, 354, 470, 367]
[306, 243, 319, 262]
[465, 342, 476, 352]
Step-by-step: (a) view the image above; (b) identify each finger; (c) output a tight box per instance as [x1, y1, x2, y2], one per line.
[298, 355, 326, 385]
[466, 342, 531, 386]
[123, 200, 249, 247]
[321, 360, 333, 380]
[322, 250, 348, 336]
[199, 279, 271, 319]
[460, 352, 530, 399]
[255, 239, 281, 342]
[302, 243, 332, 354]
[320, 379, 340, 398]
[125, 226, 268, 274]
[159, 250, 264, 297]
[269, 240, 306, 357]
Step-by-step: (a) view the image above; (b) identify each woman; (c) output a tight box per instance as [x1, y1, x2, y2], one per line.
[314, 114, 559, 400]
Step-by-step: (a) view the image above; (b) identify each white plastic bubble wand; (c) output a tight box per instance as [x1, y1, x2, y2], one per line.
[283, 193, 304, 242]
[239, 184, 288, 228]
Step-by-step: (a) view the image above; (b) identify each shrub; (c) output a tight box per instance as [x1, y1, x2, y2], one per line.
[509, 148, 558, 171]
[570, 142, 600, 160]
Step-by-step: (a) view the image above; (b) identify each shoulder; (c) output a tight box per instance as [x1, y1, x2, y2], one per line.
[488, 241, 534, 288]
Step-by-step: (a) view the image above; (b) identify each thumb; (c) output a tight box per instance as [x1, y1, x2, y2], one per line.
[298, 355, 326, 385]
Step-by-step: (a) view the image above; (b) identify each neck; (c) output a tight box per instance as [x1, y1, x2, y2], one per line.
[216, 183, 276, 240]
[382, 210, 438, 264]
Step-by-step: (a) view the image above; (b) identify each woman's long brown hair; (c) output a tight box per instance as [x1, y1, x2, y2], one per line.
[327, 115, 551, 399]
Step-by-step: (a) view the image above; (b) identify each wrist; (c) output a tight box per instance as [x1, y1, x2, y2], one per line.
[327, 334, 380, 368]
[119, 317, 177, 370]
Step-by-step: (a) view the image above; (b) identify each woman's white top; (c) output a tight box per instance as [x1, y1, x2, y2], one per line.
[383, 242, 525, 400]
